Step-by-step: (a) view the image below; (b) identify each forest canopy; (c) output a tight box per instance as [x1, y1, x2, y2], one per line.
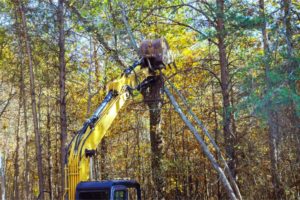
[0, 0, 299, 200]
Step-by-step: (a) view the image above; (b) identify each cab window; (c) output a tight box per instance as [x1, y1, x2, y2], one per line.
[79, 190, 110, 200]
[114, 190, 126, 200]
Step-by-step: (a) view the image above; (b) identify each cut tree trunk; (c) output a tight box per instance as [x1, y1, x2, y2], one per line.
[142, 75, 165, 200]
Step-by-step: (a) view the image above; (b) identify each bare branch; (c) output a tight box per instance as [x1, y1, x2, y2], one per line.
[65, 1, 126, 68]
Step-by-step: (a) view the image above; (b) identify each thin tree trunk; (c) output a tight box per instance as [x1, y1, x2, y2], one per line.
[230, 87, 238, 177]
[182, 128, 187, 199]
[46, 94, 53, 200]
[125, 131, 129, 177]
[0, 153, 5, 200]
[87, 37, 93, 116]
[137, 117, 142, 182]
[212, 82, 221, 199]
[100, 138, 108, 180]
[14, 6, 30, 198]
[55, 116, 60, 200]
[13, 68, 23, 200]
[216, 0, 236, 179]
[93, 41, 100, 87]
[259, 0, 285, 199]
[15, 0, 44, 198]
[100, 61, 108, 181]
[58, 0, 67, 198]
[21, 37, 30, 200]
[119, 2, 138, 52]
[13, 108, 20, 200]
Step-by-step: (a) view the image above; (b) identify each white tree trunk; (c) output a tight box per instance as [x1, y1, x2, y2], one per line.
[0, 152, 5, 200]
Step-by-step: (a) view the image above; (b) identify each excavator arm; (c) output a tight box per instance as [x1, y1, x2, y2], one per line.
[64, 38, 173, 200]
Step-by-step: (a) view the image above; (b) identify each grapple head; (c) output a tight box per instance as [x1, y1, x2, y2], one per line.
[139, 38, 174, 71]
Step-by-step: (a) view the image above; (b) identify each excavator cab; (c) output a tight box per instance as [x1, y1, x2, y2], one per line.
[75, 180, 141, 200]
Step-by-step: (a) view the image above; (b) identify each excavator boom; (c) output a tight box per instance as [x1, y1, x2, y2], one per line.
[65, 65, 155, 200]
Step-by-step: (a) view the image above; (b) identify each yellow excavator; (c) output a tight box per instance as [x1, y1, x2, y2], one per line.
[63, 38, 241, 200]
[63, 38, 173, 200]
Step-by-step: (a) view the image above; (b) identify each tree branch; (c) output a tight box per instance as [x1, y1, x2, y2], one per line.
[65, 1, 126, 68]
